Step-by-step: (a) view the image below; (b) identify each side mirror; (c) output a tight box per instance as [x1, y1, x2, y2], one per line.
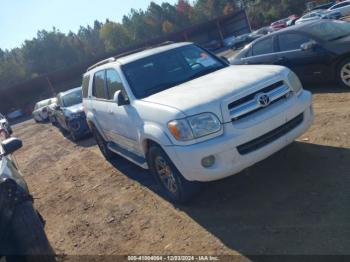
[1, 137, 22, 156]
[113, 90, 129, 106]
[301, 41, 317, 51]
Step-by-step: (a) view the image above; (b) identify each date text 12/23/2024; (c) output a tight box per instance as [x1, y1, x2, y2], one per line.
[128, 256, 220, 261]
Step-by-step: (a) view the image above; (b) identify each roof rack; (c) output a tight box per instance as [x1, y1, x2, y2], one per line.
[87, 57, 116, 72]
[86, 41, 175, 72]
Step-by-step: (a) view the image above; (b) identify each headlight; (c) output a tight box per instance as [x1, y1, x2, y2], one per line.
[168, 113, 221, 141]
[287, 71, 303, 94]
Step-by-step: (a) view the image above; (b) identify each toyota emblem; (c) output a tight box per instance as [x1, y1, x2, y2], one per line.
[257, 93, 271, 107]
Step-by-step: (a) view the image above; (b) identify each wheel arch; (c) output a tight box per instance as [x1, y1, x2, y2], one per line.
[140, 124, 173, 155]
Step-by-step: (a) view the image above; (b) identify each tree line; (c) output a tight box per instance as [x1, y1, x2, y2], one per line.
[0, 0, 326, 90]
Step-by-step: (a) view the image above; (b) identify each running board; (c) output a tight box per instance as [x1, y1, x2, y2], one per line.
[107, 142, 147, 167]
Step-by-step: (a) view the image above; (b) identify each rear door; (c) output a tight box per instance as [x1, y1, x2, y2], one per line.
[241, 36, 278, 65]
[274, 32, 332, 82]
[91, 70, 111, 139]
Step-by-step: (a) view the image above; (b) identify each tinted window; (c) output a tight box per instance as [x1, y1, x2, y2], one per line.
[93, 71, 107, 99]
[82, 75, 90, 98]
[106, 69, 124, 99]
[122, 45, 226, 99]
[306, 21, 350, 41]
[278, 34, 312, 51]
[252, 37, 274, 56]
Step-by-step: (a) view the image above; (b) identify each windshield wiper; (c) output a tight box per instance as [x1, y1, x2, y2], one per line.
[328, 34, 350, 41]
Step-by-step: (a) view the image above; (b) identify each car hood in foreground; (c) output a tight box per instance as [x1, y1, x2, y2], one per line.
[142, 65, 288, 121]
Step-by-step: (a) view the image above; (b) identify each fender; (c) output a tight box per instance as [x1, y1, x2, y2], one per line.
[140, 123, 173, 153]
[86, 111, 108, 141]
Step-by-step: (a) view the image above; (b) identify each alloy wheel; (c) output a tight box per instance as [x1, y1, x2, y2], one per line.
[154, 155, 178, 194]
[340, 63, 350, 87]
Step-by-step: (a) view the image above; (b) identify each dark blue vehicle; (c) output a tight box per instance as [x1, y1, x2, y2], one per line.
[55, 87, 90, 141]
[231, 20, 350, 88]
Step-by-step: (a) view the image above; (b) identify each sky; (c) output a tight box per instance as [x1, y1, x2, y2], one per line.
[0, 0, 177, 50]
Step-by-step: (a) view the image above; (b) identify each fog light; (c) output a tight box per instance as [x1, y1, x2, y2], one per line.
[201, 155, 215, 168]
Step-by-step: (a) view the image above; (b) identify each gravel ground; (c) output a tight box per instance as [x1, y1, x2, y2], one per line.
[11, 84, 350, 259]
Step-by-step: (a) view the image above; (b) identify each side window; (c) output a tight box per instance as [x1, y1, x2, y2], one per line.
[278, 34, 312, 52]
[106, 69, 124, 99]
[252, 37, 274, 56]
[82, 75, 90, 98]
[92, 70, 107, 99]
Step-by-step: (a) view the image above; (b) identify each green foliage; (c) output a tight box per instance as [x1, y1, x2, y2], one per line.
[0, 0, 313, 90]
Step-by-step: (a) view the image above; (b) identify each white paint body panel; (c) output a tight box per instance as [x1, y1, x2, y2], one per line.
[83, 43, 314, 182]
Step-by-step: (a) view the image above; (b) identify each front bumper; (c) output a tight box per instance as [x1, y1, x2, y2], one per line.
[164, 90, 314, 182]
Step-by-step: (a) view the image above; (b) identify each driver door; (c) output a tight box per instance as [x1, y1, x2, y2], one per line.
[104, 69, 142, 157]
[274, 33, 332, 83]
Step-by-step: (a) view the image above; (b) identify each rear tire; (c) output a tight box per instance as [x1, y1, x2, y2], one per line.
[147, 145, 200, 204]
[92, 127, 115, 161]
[337, 58, 350, 88]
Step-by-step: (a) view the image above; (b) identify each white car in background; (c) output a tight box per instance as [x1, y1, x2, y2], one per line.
[32, 98, 56, 123]
[328, 1, 350, 16]
[296, 10, 342, 24]
[0, 113, 12, 139]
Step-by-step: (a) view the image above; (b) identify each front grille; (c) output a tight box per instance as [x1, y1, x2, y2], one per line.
[228, 81, 291, 121]
[237, 113, 304, 155]
[228, 81, 284, 110]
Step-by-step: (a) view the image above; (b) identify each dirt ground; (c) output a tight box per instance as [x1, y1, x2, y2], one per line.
[11, 84, 350, 259]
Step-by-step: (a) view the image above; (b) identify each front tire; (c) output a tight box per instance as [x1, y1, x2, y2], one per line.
[147, 145, 200, 204]
[337, 58, 350, 88]
[70, 130, 79, 142]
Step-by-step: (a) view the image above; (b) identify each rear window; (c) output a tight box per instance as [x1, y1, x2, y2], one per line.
[82, 75, 90, 98]
[306, 21, 350, 41]
[252, 37, 274, 56]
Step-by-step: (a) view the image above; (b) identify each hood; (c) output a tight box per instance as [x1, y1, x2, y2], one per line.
[65, 103, 84, 114]
[142, 65, 288, 122]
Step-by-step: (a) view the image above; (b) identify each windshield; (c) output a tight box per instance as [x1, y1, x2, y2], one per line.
[122, 45, 227, 99]
[62, 89, 82, 107]
[306, 21, 350, 41]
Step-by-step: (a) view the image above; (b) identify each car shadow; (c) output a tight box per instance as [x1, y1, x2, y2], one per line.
[177, 142, 350, 256]
[105, 141, 350, 256]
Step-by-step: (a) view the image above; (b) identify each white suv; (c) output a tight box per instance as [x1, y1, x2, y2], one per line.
[83, 42, 314, 203]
